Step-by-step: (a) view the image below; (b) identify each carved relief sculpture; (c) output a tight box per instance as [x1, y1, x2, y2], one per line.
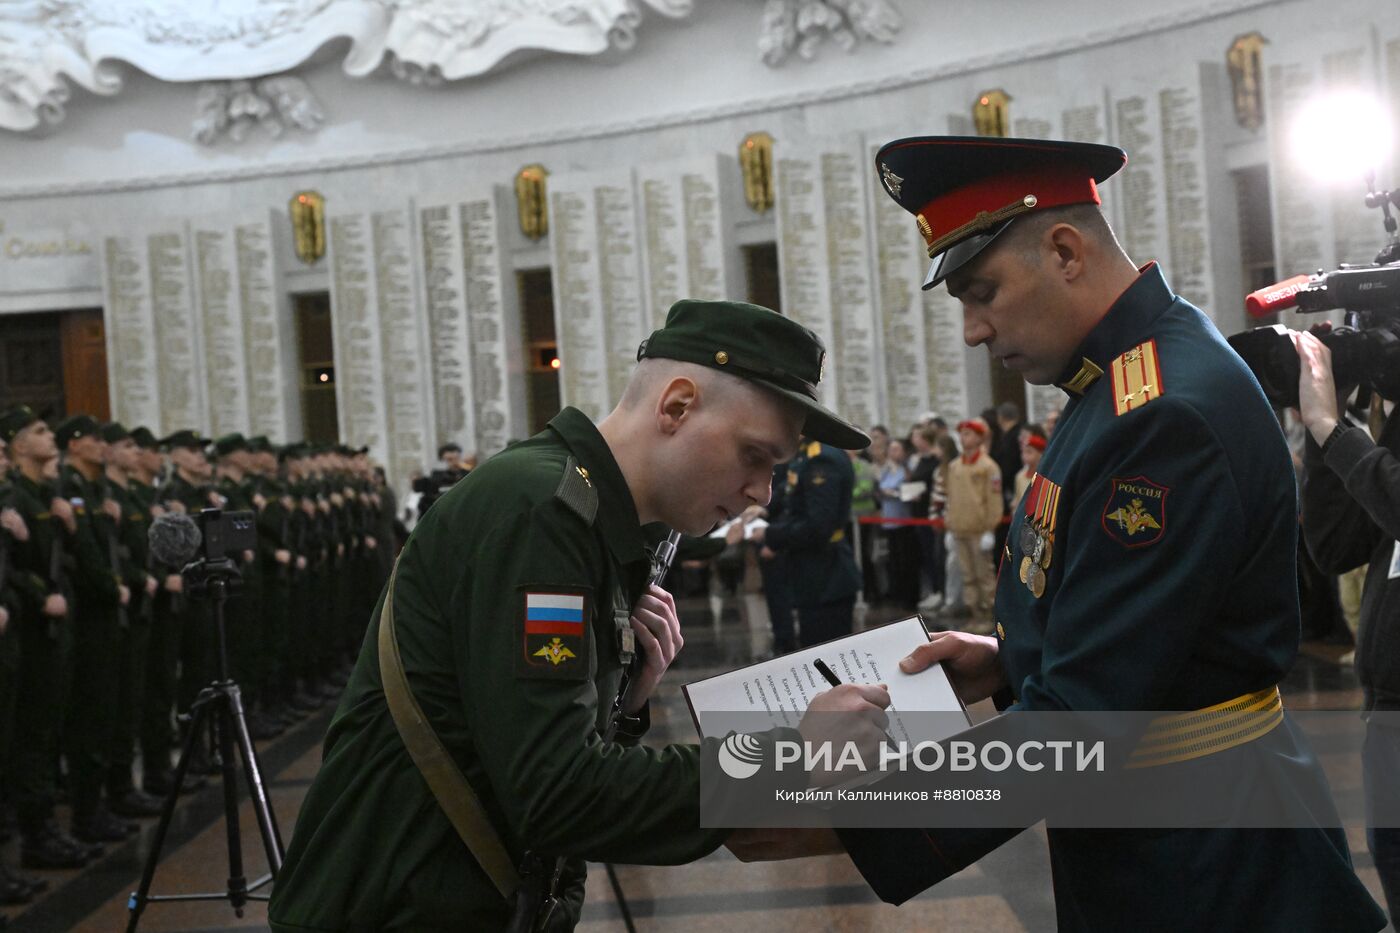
[0, 0, 705, 134]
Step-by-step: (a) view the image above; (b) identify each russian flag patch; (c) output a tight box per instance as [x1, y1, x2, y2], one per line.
[518, 588, 590, 680]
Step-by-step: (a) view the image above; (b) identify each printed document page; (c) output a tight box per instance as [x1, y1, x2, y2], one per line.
[683, 616, 969, 747]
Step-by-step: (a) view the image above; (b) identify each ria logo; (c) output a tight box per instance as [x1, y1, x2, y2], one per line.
[717, 733, 764, 780]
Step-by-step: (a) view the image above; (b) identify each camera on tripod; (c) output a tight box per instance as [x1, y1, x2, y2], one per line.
[184, 508, 257, 598]
[1229, 183, 1400, 408]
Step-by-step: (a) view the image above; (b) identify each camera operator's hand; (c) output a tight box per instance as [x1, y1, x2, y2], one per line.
[1, 506, 29, 542]
[118, 584, 130, 606]
[164, 574, 183, 594]
[1292, 330, 1342, 445]
[621, 585, 682, 715]
[43, 593, 67, 618]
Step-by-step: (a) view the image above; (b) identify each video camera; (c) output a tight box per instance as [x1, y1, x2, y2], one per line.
[1229, 184, 1400, 408]
[185, 508, 256, 598]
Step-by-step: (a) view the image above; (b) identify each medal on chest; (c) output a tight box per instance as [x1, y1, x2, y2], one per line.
[1017, 473, 1061, 599]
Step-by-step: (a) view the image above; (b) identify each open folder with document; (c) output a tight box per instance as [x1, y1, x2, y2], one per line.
[682, 616, 971, 748]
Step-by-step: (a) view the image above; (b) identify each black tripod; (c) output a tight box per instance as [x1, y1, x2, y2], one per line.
[125, 558, 285, 932]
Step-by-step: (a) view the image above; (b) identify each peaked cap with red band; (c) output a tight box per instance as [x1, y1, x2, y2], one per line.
[874, 136, 1126, 289]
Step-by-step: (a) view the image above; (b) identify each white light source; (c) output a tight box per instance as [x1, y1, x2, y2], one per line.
[1291, 90, 1394, 184]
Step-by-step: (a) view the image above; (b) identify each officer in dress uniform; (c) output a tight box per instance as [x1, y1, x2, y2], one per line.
[751, 438, 860, 648]
[731, 138, 1388, 931]
[268, 299, 876, 932]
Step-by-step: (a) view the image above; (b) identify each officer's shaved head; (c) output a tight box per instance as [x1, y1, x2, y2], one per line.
[1001, 203, 1120, 265]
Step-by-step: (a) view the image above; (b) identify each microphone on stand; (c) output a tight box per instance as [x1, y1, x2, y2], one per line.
[148, 512, 203, 569]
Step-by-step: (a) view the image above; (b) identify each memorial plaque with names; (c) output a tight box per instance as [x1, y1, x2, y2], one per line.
[1158, 78, 1215, 314]
[637, 157, 728, 328]
[100, 234, 161, 430]
[870, 139, 931, 432]
[921, 285, 969, 420]
[148, 228, 204, 433]
[1266, 57, 1331, 296]
[235, 219, 291, 442]
[548, 183, 610, 420]
[594, 179, 647, 404]
[459, 195, 515, 455]
[327, 213, 389, 459]
[821, 144, 880, 430]
[374, 209, 432, 488]
[775, 148, 839, 410]
[1059, 94, 1117, 239]
[192, 226, 250, 436]
[1324, 47, 1382, 266]
[1111, 91, 1170, 277]
[418, 201, 475, 452]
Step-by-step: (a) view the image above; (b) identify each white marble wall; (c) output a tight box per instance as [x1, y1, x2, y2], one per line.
[9, 0, 1398, 476]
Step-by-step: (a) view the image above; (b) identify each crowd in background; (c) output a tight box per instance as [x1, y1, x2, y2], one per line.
[0, 409, 399, 905]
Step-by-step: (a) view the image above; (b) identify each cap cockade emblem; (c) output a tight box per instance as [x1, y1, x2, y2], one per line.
[880, 163, 903, 198]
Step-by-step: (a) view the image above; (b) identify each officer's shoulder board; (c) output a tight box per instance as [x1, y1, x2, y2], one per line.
[554, 455, 598, 525]
[1109, 339, 1165, 417]
[806, 441, 822, 458]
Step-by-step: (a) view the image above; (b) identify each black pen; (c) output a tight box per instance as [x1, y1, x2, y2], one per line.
[813, 657, 897, 747]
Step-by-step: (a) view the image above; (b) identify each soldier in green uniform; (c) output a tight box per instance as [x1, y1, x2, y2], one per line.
[157, 430, 220, 773]
[99, 422, 165, 818]
[750, 439, 860, 648]
[1, 407, 97, 868]
[278, 444, 321, 713]
[55, 414, 134, 843]
[0, 438, 49, 903]
[269, 299, 878, 932]
[732, 138, 1387, 931]
[128, 426, 203, 797]
[212, 433, 279, 738]
[247, 436, 299, 725]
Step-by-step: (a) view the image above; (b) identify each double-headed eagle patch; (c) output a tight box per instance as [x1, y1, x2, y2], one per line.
[518, 589, 590, 681]
[1101, 476, 1168, 548]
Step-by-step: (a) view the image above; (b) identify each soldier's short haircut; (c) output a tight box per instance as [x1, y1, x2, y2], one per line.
[619, 358, 803, 428]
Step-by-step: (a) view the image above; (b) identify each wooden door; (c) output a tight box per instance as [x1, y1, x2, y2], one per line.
[0, 312, 64, 417]
[60, 309, 110, 420]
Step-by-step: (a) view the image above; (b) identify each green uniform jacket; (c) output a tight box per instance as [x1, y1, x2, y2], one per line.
[270, 408, 727, 932]
[838, 264, 1386, 931]
[56, 465, 121, 610]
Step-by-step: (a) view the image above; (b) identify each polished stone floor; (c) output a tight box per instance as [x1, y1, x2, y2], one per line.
[3, 565, 1393, 932]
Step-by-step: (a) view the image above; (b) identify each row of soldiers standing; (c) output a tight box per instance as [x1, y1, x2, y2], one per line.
[0, 406, 397, 904]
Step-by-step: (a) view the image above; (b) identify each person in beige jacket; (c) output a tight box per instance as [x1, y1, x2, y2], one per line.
[945, 418, 1002, 625]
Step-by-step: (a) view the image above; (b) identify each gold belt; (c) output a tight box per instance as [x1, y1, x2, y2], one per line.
[1126, 686, 1284, 770]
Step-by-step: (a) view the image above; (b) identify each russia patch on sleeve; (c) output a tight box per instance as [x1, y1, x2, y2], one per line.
[517, 588, 591, 681]
[1100, 475, 1168, 548]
